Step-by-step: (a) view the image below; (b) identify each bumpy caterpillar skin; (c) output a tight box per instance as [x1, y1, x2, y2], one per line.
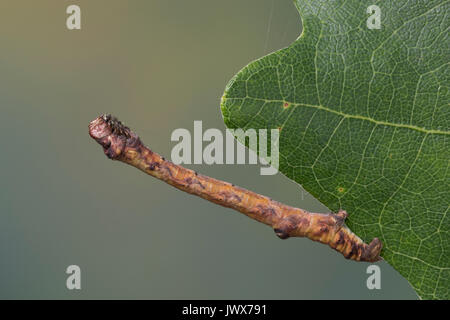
[89, 115, 382, 262]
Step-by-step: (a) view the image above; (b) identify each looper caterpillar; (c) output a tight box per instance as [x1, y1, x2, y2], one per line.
[89, 114, 382, 262]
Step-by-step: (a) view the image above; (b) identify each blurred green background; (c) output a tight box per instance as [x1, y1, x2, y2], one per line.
[0, 0, 417, 299]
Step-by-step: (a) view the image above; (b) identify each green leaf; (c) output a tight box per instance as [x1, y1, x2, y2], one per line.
[221, 0, 449, 299]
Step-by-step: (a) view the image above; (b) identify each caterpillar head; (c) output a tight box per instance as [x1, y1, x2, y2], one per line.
[89, 114, 141, 160]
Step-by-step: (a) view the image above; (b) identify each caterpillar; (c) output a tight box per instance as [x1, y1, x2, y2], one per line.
[89, 114, 382, 262]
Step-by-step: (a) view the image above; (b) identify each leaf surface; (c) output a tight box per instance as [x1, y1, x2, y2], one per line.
[221, 0, 449, 299]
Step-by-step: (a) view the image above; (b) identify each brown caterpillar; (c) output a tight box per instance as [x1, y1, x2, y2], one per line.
[89, 114, 382, 262]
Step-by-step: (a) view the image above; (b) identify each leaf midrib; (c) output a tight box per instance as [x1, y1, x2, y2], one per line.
[242, 97, 449, 135]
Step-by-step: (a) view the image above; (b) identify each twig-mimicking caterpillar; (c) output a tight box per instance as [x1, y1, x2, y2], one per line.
[89, 115, 382, 262]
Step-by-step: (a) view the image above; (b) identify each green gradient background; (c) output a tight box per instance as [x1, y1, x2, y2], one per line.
[0, 0, 417, 299]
